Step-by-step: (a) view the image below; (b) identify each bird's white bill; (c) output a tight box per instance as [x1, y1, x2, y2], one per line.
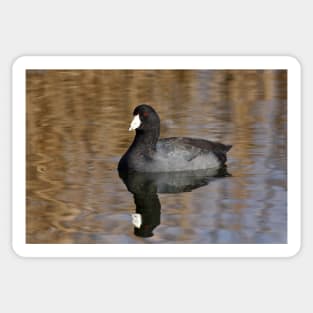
[129, 114, 141, 131]
[131, 213, 142, 228]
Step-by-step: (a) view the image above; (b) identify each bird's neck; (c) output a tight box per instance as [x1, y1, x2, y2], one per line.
[132, 128, 160, 151]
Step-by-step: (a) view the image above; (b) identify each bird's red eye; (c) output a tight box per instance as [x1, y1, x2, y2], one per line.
[143, 111, 149, 117]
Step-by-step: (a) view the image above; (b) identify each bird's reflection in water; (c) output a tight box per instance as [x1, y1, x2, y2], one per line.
[118, 167, 231, 238]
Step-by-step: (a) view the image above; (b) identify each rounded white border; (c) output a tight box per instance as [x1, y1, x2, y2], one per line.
[12, 56, 301, 258]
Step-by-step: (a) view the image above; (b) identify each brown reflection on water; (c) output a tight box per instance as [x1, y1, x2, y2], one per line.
[26, 70, 287, 244]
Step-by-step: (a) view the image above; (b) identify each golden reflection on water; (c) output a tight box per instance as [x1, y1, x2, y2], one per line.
[26, 70, 287, 243]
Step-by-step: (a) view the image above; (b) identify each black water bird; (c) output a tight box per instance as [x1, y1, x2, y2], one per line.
[118, 104, 232, 173]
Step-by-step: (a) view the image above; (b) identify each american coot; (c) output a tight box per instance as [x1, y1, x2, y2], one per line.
[118, 104, 232, 173]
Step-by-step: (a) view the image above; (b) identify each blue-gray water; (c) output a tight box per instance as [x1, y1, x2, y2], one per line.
[26, 70, 287, 243]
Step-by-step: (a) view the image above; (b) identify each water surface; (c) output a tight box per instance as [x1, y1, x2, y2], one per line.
[26, 70, 287, 244]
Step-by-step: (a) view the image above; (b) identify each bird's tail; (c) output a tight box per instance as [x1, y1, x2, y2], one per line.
[223, 144, 232, 152]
